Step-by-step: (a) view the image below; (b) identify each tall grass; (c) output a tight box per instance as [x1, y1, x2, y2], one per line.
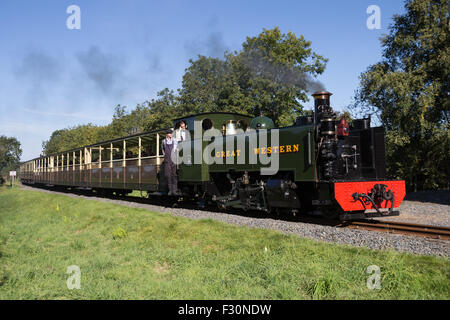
[0, 186, 448, 299]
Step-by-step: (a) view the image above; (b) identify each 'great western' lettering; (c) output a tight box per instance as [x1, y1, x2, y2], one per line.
[254, 144, 299, 155]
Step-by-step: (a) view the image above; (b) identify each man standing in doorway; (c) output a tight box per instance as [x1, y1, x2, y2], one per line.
[162, 129, 179, 196]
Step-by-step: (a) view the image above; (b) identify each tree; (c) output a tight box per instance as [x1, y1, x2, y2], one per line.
[178, 56, 231, 115]
[351, 0, 449, 191]
[42, 124, 111, 155]
[233, 27, 327, 126]
[0, 136, 22, 181]
[109, 104, 129, 137]
[142, 88, 180, 131]
[179, 27, 327, 126]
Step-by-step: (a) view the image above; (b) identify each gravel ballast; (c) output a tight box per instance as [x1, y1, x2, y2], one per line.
[373, 190, 450, 227]
[20, 185, 450, 258]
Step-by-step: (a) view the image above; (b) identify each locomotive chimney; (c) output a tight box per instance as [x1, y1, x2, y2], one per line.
[312, 91, 333, 124]
[312, 91, 332, 109]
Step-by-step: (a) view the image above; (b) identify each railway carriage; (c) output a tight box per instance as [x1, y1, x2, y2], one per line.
[20, 91, 405, 220]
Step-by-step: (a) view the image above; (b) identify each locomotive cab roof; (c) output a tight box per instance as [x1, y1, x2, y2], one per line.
[173, 112, 253, 133]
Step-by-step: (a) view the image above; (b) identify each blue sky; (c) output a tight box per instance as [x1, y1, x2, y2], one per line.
[0, 0, 406, 160]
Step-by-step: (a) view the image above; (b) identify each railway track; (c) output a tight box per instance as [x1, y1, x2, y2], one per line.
[344, 220, 450, 240]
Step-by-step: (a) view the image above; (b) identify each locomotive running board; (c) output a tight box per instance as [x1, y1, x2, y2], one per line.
[340, 210, 400, 221]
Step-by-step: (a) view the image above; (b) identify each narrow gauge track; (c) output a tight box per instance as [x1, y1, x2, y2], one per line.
[344, 220, 450, 240]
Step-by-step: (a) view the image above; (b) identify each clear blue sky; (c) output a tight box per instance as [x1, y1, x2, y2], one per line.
[0, 0, 406, 161]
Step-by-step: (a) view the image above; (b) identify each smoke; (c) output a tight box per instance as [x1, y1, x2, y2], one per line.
[146, 51, 163, 73]
[184, 17, 228, 59]
[242, 54, 326, 93]
[15, 51, 61, 82]
[13, 51, 63, 104]
[303, 74, 326, 93]
[184, 31, 228, 59]
[12, 46, 131, 115]
[205, 31, 228, 58]
[76, 46, 125, 94]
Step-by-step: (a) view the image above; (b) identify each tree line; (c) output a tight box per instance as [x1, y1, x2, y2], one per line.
[350, 0, 448, 191]
[20, 0, 450, 191]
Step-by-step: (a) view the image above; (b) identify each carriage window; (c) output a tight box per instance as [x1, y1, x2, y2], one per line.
[74, 152, 80, 165]
[101, 145, 110, 162]
[91, 148, 100, 163]
[126, 138, 139, 159]
[141, 135, 157, 157]
[112, 142, 122, 160]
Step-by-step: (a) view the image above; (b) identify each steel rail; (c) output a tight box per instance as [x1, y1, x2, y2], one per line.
[345, 220, 450, 240]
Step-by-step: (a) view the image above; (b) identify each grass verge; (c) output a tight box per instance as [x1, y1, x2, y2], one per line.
[0, 186, 448, 299]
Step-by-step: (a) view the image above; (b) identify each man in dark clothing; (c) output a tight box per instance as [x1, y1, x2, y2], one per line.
[161, 130, 179, 195]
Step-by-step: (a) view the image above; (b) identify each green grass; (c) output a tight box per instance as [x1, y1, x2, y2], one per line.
[0, 186, 448, 299]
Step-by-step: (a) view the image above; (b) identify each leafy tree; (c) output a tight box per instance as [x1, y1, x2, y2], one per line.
[109, 105, 129, 137]
[233, 27, 327, 126]
[142, 88, 180, 131]
[351, 0, 449, 191]
[0, 136, 22, 181]
[109, 89, 180, 135]
[178, 56, 231, 115]
[179, 27, 327, 126]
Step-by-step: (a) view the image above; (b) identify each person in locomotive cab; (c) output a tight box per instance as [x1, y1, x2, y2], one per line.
[174, 120, 189, 142]
[161, 129, 179, 196]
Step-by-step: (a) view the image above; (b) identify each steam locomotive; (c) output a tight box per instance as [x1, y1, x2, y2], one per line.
[19, 91, 405, 220]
